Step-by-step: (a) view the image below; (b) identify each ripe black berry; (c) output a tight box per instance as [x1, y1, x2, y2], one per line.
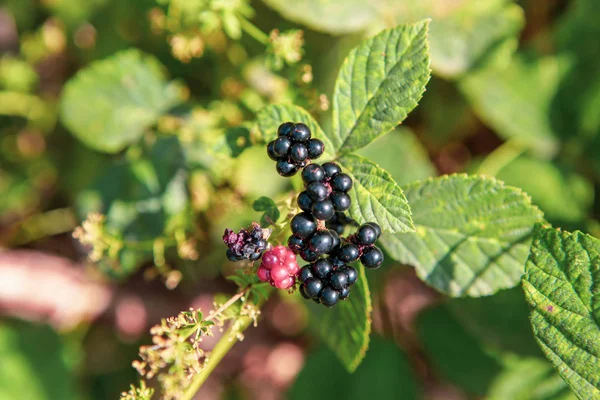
[297, 191, 314, 212]
[306, 182, 328, 202]
[330, 191, 351, 212]
[320, 287, 340, 307]
[343, 266, 358, 285]
[290, 143, 308, 163]
[300, 247, 320, 262]
[291, 212, 317, 238]
[301, 164, 325, 184]
[267, 141, 278, 160]
[273, 136, 292, 157]
[312, 258, 333, 279]
[299, 265, 313, 282]
[361, 246, 384, 269]
[304, 277, 324, 298]
[331, 173, 353, 192]
[291, 123, 311, 142]
[322, 162, 341, 178]
[329, 271, 348, 290]
[288, 235, 305, 253]
[365, 222, 382, 239]
[337, 243, 360, 263]
[356, 223, 378, 246]
[340, 286, 350, 300]
[276, 159, 298, 177]
[307, 139, 324, 159]
[299, 284, 310, 299]
[309, 230, 334, 254]
[329, 229, 340, 250]
[278, 122, 294, 137]
[311, 199, 335, 220]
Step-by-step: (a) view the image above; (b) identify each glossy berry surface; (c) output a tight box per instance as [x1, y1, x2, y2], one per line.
[290, 143, 308, 162]
[256, 246, 300, 289]
[337, 243, 360, 263]
[360, 246, 384, 269]
[320, 287, 340, 307]
[301, 164, 325, 183]
[276, 160, 298, 177]
[277, 122, 294, 137]
[290, 212, 317, 238]
[343, 266, 358, 285]
[309, 230, 334, 254]
[306, 182, 328, 202]
[304, 277, 324, 298]
[297, 191, 314, 212]
[322, 162, 341, 178]
[312, 258, 333, 279]
[311, 199, 335, 220]
[329, 271, 348, 290]
[356, 223, 378, 246]
[330, 191, 351, 212]
[299, 247, 320, 262]
[291, 123, 311, 142]
[299, 265, 313, 282]
[365, 222, 382, 239]
[331, 173, 353, 192]
[307, 139, 324, 159]
[287, 235, 305, 253]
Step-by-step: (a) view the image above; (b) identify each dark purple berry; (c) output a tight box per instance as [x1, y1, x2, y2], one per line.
[322, 162, 341, 178]
[288, 235, 306, 253]
[365, 222, 382, 239]
[330, 191, 351, 212]
[278, 122, 294, 137]
[330, 257, 345, 268]
[299, 265, 313, 282]
[312, 258, 333, 279]
[357, 224, 378, 246]
[320, 287, 340, 307]
[340, 286, 350, 300]
[300, 247, 320, 262]
[361, 246, 384, 269]
[267, 141, 278, 160]
[337, 243, 360, 263]
[329, 229, 340, 250]
[306, 182, 328, 202]
[226, 249, 243, 261]
[297, 191, 314, 212]
[301, 164, 325, 184]
[304, 278, 324, 298]
[291, 123, 311, 142]
[309, 230, 334, 254]
[343, 266, 358, 285]
[276, 160, 298, 177]
[307, 139, 324, 159]
[332, 173, 353, 192]
[299, 284, 310, 299]
[330, 271, 348, 290]
[290, 143, 308, 163]
[311, 199, 335, 220]
[290, 212, 317, 238]
[273, 136, 292, 157]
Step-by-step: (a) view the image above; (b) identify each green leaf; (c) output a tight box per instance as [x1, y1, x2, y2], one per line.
[522, 226, 600, 399]
[289, 336, 419, 399]
[357, 127, 436, 186]
[459, 54, 564, 156]
[307, 263, 372, 372]
[381, 174, 544, 297]
[338, 154, 414, 234]
[331, 20, 431, 154]
[256, 103, 335, 160]
[252, 196, 280, 226]
[261, 0, 380, 35]
[60, 49, 184, 153]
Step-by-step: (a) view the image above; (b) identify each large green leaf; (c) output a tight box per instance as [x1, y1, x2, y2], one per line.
[307, 263, 372, 373]
[61, 49, 184, 153]
[522, 226, 600, 399]
[338, 153, 414, 234]
[331, 20, 431, 154]
[256, 104, 335, 160]
[459, 54, 563, 156]
[381, 174, 544, 297]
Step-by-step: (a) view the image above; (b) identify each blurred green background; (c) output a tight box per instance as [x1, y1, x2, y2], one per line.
[0, 0, 598, 399]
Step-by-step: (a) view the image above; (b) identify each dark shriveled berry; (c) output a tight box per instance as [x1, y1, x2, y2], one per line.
[330, 191, 351, 211]
[309, 230, 334, 254]
[307, 138, 324, 159]
[290, 143, 308, 163]
[267, 141, 278, 160]
[297, 191, 314, 212]
[300, 248, 320, 262]
[312, 258, 333, 279]
[340, 286, 350, 300]
[361, 246, 384, 269]
[301, 164, 325, 184]
[291, 212, 317, 238]
[357, 224, 378, 246]
[306, 182, 328, 202]
[287, 235, 305, 253]
[330, 271, 348, 290]
[332, 173, 353, 192]
[343, 266, 358, 285]
[299, 265, 313, 283]
[304, 278, 324, 298]
[320, 287, 340, 307]
[291, 123, 311, 142]
[226, 249, 243, 261]
[337, 243, 360, 263]
[322, 162, 341, 178]
[276, 160, 298, 177]
[273, 136, 292, 157]
[311, 199, 335, 220]
[278, 122, 294, 137]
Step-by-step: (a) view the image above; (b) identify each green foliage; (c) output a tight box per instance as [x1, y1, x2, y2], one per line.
[381, 174, 544, 297]
[522, 226, 600, 399]
[61, 49, 185, 153]
[252, 196, 280, 226]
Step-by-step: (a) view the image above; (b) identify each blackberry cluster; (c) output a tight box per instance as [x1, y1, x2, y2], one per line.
[267, 122, 325, 177]
[257, 246, 300, 289]
[338, 222, 384, 269]
[298, 162, 352, 220]
[298, 259, 358, 307]
[222, 223, 267, 261]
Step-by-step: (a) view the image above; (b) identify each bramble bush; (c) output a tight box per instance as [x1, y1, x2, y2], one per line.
[1, 0, 600, 399]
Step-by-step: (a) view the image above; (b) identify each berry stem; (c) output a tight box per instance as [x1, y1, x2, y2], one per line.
[239, 17, 269, 45]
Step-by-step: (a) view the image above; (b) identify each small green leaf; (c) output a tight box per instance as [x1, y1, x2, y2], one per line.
[381, 174, 544, 297]
[61, 49, 184, 153]
[252, 196, 280, 226]
[331, 20, 431, 154]
[307, 263, 372, 372]
[256, 104, 334, 160]
[522, 226, 600, 399]
[338, 154, 414, 234]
